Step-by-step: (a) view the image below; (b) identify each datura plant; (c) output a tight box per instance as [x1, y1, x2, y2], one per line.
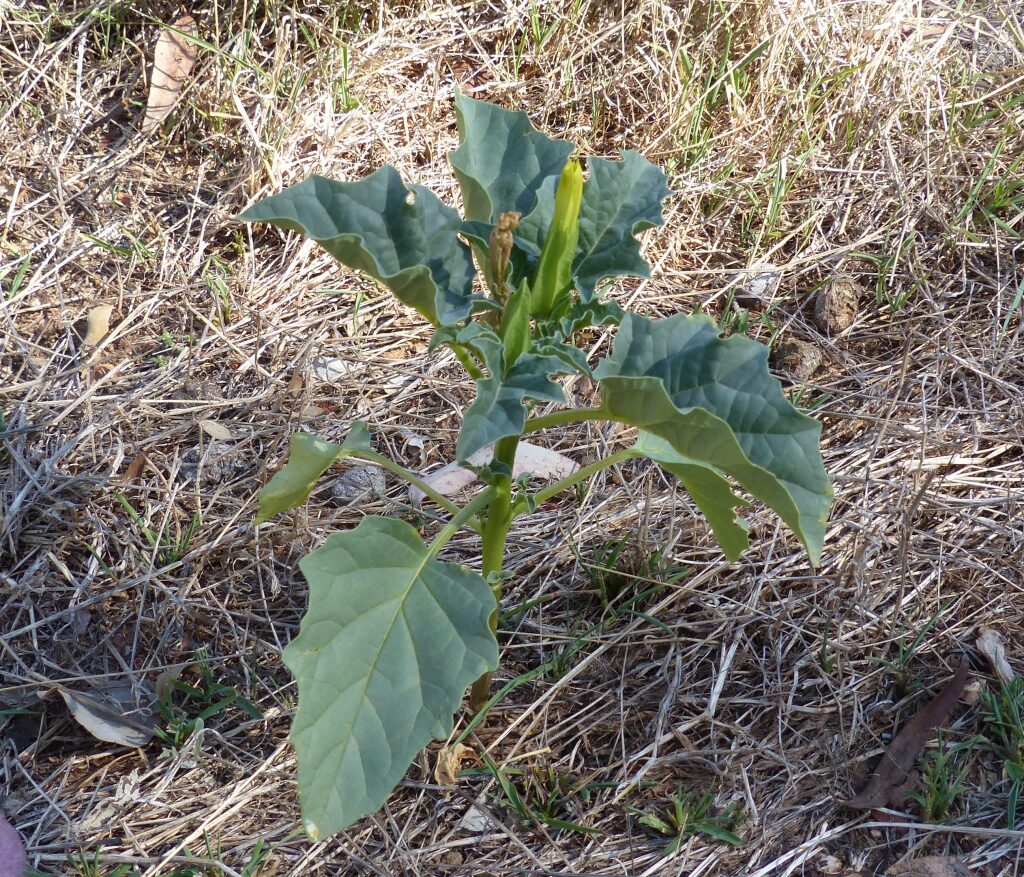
[239, 93, 832, 839]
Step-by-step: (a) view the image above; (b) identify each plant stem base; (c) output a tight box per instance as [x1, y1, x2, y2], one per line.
[469, 671, 492, 712]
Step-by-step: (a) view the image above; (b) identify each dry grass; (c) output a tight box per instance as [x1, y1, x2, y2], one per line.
[2, 0, 1023, 874]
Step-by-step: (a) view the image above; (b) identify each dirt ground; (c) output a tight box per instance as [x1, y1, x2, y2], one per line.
[2, 1, 1023, 875]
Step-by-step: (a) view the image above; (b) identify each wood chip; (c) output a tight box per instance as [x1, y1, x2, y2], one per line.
[141, 12, 198, 135]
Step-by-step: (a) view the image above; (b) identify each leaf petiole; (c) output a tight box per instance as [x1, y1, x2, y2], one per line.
[345, 449, 472, 526]
[427, 487, 497, 557]
[524, 405, 609, 434]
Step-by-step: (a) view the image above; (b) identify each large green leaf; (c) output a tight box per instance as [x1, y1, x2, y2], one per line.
[286, 516, 497, 837]
[237, 169, 475, 325]
[256, 424, 371, 524]
[450, 93, 573, 225]
[631, 432, 750, 561]
[573, 151, 671, 299]
[595, 313, 832, 563]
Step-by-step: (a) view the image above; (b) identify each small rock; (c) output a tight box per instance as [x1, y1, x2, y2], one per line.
[312, 356, 357, 382]
[458, 803, 499, 833]
[814, 276, 861, 333]
[733, 262, 782, 307]
[330, 465, 385, 503]
[772, 338, 823, 381]
[177, 442, 254, 484]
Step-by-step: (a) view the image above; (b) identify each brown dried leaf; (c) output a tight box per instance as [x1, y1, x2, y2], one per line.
[976, 627, 1014, 683]
[83, 304, 114, 346]
[846, 659, 971, 810]
[59, 681, 157, 747]
[886, 855, 969, 877]
[198, 419, 234, 442]
[141, 12, 198, 135]
[121, 452, 148, 481]
[434, 743, 475, 786]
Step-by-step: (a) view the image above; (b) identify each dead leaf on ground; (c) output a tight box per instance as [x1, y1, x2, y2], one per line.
[121, 452, 149, 481]
[409, 442, 578, 506]
[886, 855, 969, 877]
[141, 12, 198, 135]
[976, 627, 1014, 683]
[845, 659, 971, 810]
[434, 742, 476, 786]
[83, 304, 114, 346]
[59, 680, 157, 747]
[199, 418, 234, 442]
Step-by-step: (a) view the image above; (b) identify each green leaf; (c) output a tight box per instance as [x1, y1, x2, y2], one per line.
[532, 297, 626, 377]
[573, 151, 671, 299]
[636, 812, 674, 836]
[237, 169, 475, 326]
[450, 93, 573, 224]
[595, 313, 831, 564]
[285, 516, 498, 838]
[548, 296, 625, 336]
[453, 325, 575, 461]
[632, 432, 750, 561]
[498, 279, 532, 367]
[459, 352, 575, 462]
[694, 822, 743, 847]
[256, 424, 371, 523]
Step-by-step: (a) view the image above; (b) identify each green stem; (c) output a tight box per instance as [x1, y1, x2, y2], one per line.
[449, 343, 484, 380]
[469, 434, 519, 710]
[524, 406, 608, 434]
[427, 487, 496, 557]
[511, 449, 639, 518]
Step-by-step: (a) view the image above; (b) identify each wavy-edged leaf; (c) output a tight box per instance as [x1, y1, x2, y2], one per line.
[595, 313, 831, 563]
[549, 297, 625, 336]
[285, 516, 497, 837]
[450, 93, 573, 225]
[631, 432, 750, 561]
[533, 297, 626, 377]
[256, 424, 371, 523]
[449, 324, 575, 461]
[238, 169, 475, 325]
[573, 150, 671, 299]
